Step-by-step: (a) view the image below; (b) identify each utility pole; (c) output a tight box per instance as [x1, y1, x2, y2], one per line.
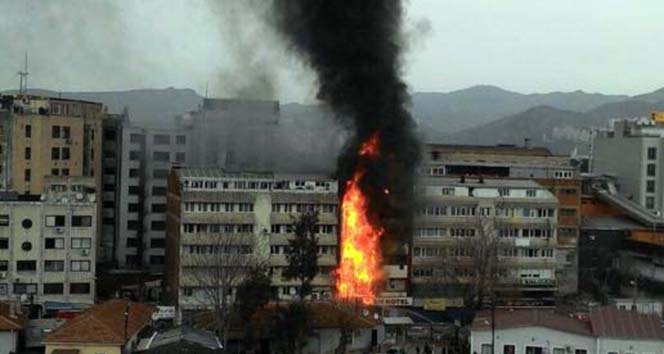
[18, 52, 29, 95]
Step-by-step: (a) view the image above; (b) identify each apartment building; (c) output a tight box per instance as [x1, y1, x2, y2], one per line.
[412, 176, 560, 306]
[422, 144, 580, 294]
[110, 123, 188, 271]
[166, 167, 338, 319]
[593, 116, 664, 215]
[0, 95, 103, 194]
[178, 98, 278, 171]
[0, 177, 97, 310]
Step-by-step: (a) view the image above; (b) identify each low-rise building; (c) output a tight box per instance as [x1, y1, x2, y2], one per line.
[44, 298, 155, 354]
[470, 306, 664, 354]
[166, 167, 338, 319]
[0, 302, 26, 354]
[412, 177, 560, 306]
[135, 326, 223, 353]
[0, 177, 97, 311]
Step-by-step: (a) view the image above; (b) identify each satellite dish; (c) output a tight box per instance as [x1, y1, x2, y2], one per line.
[289, 287, 297, 295]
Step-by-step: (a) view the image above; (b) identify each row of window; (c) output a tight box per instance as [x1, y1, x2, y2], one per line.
[0, 238, 91, 250]
[51, 125, 72, 139]
[183, 223, 254, 234]
[269, 245, 337, 255]
[499, 228, 553, 238]
[480, 344, 588, 354]
[184, 245, 253, 255]
[0, 260, 91, 272]
[271, 203, 338, 213]
[184, 202, 254, 213]
[271, 224, 337, 234]
[183, 179, 333, 191]
[152, 134, 186, 145]
[128, 185, 166, 196]
[0, 282, 91, 296]
[126, 238, 166, 249]
[45, 215, 93, 227]
[128, 151, 185, 163]
[419, 206, 555, 218]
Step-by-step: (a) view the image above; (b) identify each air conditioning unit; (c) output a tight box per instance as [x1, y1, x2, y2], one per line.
[81, 249, 89, 256]
[75, 193, 84, 201]
[311, 292, 319, 300]
[55, 227, 64, 234]
[0, 272, 6, 279]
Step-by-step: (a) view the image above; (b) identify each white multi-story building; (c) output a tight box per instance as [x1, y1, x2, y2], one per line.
[412, 176, 560, 306]
[103, 119, 188, 272]
[0, 177, 97, 309]
[166, 167, 338, 319]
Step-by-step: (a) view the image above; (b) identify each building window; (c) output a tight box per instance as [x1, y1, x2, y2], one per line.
[62, 168, 69, 176]
[153, 169, 169, 179]
[51, 147, 60, 160]
[526, 189, 537, 197]
[503, 345, 516, 354]
[0, 261, 7, 271]
[129, 168, 140, 178]
[126, 238, 139, 248]
[127, 220, 140, 231]
[647, 163, 656, 176]
[0, 215, 8, 226]
[150, 255, 165, 265]
[559, 208, 577, 217]
[481, 344, 493, 354]
[71, 238, 92, 249]
[153, 134, 170, 145]
[52, 126, 61, 138]
[152, 186, 167, 196]
[14, 283, 37, 295]
[0, 239, 8, 249]
[71, 215, 92, 227]
[150, 238, 166, 248]
[16, 261, 36, 272]
[525, 347, 543, 354]
[63, 126, 70, 139]
[70, 260, 91, 272]
[175, 152, 186, 163]
[648, 147, 657, 160]
[153, 151, 170, 161]
[498, 188, 510, 197]
[44, 260, 65, 272]
[151, 204, 166, 213]
[151, 221, 166, 231]
[129, 151, 141, 161]
[128, 186, 140, 195]
[45, 238, 65, 249]
[176, 135, 186, 144]
[51, 169, 60, 176]
[70, 283, 91, 294]
[647, 180, 656, 193]
[574, 350, 587, 354]
[130, 133, 144, 143]
[25, 124, 31, 138]
[21, 218, 32, 229]
[646, 196, 655, 209]
[24, 168, 30, 182]
[62, 147, 70, 160]
[0, 284, 6, 296]
[24, 147, 31, 160]
[43, 283, 64, 295]
[128, 203, 140, 212]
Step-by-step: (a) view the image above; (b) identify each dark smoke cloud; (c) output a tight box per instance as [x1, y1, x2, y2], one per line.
[271, 1, 421, 254]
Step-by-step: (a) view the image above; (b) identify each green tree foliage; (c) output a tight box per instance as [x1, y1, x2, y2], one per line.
[283, 211, 319, 300]
[235, 267, 272, 322]
[270, 302, 310, 354]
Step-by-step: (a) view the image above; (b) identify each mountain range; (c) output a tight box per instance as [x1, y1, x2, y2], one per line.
[8, 84, 664, 156]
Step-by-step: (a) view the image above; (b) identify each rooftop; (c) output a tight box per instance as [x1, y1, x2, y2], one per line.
[472, 306, 664, 340]
[426, 144, 552, 156]
[174, 166, 334, 181]
[0, 302, 26, 331]
[251, 302, 380, 330]
[420, 176, 545, 189]
[44, 299, 155, 345]
[135, 326, 222, 353]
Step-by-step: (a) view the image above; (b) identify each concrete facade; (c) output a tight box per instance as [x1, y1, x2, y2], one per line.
[593, 118, 664, 215]
[0, 177, 97, 308]
[413, 177, 561, 305]
[166, 168, 338, 317]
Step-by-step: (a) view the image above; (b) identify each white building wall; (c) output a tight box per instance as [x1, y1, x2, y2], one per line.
[0, 331, 18, 354]
[471, 327, 596, 354]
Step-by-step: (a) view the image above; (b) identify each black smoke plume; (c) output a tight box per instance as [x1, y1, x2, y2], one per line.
[272, 1, 420, 257]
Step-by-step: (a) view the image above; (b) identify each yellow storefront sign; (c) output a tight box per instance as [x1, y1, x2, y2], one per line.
[423, 298, 464, 311]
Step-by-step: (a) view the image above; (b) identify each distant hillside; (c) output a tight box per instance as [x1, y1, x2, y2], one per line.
[411, 85, 629, 135]
[441, 99, 664, 154]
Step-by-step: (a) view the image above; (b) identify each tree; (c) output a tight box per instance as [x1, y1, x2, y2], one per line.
[235, 267, 272, 350]
[283, 211, 320, 300]
[270, 302, 310, 354]
[185, 232, 265, 347]
[462, 210, 501, 309]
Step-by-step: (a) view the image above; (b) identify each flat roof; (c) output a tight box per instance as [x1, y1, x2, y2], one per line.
[420, 176, 544, 189]
[175, 167, 334, 181]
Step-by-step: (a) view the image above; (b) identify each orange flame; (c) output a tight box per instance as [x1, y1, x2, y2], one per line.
[336, 134, 383, 305]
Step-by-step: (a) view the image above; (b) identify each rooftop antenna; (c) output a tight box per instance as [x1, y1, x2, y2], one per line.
[18, 52, 29, 95]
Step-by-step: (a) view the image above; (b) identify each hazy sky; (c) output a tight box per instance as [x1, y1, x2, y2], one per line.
[1, 0, 663, 103]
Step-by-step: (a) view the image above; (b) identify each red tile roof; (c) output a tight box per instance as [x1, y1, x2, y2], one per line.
[0, 302, 26, 331]
[472, 309, 593, 336]
[589, 306, 664, 340]
[45, 299, 155, 345]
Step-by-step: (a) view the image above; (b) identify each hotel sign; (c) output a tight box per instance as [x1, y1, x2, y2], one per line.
[377, 297, 413, 306]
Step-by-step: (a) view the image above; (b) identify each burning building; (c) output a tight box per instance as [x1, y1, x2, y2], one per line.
[272, 1, 420, 304]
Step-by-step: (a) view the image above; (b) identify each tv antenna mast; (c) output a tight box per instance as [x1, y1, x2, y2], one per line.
[18, 52, 29, 95]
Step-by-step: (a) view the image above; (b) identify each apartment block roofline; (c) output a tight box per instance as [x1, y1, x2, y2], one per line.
[425, 143, 552, 156]
[174, 166, 335, 181]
